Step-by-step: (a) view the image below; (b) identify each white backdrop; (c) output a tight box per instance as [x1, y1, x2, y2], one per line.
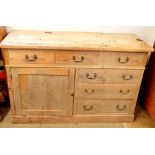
[1, 1, 155, 155]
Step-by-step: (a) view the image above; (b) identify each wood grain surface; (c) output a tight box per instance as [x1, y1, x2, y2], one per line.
[0, 30, 153, 52]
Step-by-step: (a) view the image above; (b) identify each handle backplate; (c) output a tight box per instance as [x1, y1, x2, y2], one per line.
[116, 105, 126, 111]
[118, 57, 129, 64]
[120, 89, 130, 94]
[122, 74, 133, 80]
[83, 105, 93, 110]
[85, 89, 95, 94]
[25, 54, 37, 61]
[85, 73, 97, 79]
[72, 56, 84, 62]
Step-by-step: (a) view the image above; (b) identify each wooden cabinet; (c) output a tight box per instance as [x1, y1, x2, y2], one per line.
[0, 31, 153, 123]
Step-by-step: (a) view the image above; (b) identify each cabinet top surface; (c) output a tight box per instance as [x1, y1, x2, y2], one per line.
[0, 30, 153, 52]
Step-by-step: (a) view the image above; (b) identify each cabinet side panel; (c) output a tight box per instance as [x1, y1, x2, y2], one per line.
[5, 67, 16, 115]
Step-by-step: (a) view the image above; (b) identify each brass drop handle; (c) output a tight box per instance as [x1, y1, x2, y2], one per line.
[85, 89, 95, 94]
[122, 74, 133, 80]
[116, 105, 126, 111]
[25, 54, 37, 61]
[85, 73, 97, 79]
[118, 57, 129, 63]
[72, 56, 84, 62]
[83, 105, 93, 110]
[120, 89, 130, 94]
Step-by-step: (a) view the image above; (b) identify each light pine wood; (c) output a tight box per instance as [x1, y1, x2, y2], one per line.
[11, 115, 134, 123]
[56, 51, 147, 67]
[55, 51, 148, 67]
[7, 49, 55, 64]
[55, 51, 100, 64]
[77, 68, 144, 84]
[0, 31, 153, 52]
[10, 67, 74, 116]
[101, 52, 148, 67]
[5, 67, 16, 115]
[1, 49, 9, 65]
[4, 64, 146, 70]
[75, 100, 133, 115]
[0, 30, 153, 123]
[77, 84, 138, 99]
[4, 49, 148, 67]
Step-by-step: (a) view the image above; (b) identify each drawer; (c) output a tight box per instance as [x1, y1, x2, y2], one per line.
[77, 68, 144, 84]
[8, 49, 54, 64]
[55, 51, 100, 64]
[77, 84, 138, 99]
[101, 52, 148, 67]
[75, 100, 133, 115]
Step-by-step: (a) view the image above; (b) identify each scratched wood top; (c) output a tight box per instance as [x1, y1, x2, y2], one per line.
[0, 30, 153, 52]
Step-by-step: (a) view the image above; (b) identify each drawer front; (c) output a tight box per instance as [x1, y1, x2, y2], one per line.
[101, 52, 148, 67]
[8, 50, 54, 64]
[55, 51, 100, 64]
[75, 100, 133, 115]
[77, 84, 138, 99]
[78, 68, 144, 84]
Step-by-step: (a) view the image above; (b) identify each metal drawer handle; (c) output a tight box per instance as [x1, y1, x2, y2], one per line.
[72, 56, 84, 62]
[122, 74, 133, 80]
[25, 54, 37, 61]
[118, 57, 129, 63]
[120, 89, 130, 94]
[83, 105, 93, 110]
[116, 105, 126, 111]
[85, 73, 97, 79]
[85, 89, 95, 94]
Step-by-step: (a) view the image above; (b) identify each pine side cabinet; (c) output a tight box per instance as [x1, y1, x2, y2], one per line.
[0, 31, 153, 123]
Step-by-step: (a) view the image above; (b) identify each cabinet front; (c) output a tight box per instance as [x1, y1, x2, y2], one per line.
[11, 67, 75, 116]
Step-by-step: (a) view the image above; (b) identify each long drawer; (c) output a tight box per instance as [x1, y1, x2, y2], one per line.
[75, 100, 133, 115]
[7, 49, 55, 64]
[77, 84, 138, 99]
[77, 68, 144, 84]
[55, 51, 147, 67]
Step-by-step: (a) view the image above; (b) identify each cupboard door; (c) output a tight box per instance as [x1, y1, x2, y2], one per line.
[11, 67, 75, 116]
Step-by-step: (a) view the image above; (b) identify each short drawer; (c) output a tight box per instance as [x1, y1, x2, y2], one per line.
[75, 100, 133, 115]
[55, 51, 100, 64]
[77, 68, 144, 84]
[77, 84, 138, 99]
[101, 52, 148, 67]
[8, 49, 54, 64]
